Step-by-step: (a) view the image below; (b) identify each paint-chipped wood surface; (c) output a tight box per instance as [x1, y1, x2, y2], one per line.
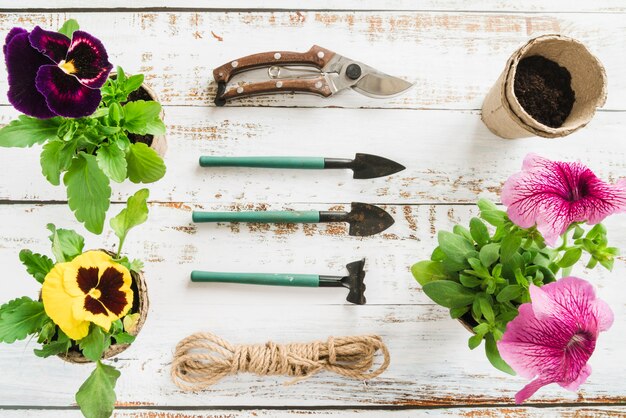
[1, 2, 625, 417]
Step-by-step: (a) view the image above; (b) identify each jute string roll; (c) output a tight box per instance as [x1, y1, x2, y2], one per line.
[171, 332, 390, 391]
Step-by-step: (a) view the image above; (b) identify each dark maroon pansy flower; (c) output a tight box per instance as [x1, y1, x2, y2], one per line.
[3, 26, 112, 118]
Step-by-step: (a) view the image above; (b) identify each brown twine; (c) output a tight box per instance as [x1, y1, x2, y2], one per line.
[171, 332, 390, 391]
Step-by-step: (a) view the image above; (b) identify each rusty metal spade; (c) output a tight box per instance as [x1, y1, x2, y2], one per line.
[191, 258, 367, 305]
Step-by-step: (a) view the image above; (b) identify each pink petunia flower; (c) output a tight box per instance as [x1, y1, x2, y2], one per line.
[501, 154, 626, 246]
[498, 277, 613, 403]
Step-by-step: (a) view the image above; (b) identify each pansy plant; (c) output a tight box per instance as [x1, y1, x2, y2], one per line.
[0, 189, 150, 418]
[0, 20, 166, 235]
[412, 154, 623, 402]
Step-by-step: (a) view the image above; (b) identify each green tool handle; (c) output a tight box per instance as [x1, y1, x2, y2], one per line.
[191, 271, 320, 287]
[192, 210, 320, 223]
[199, 156, 325, 169]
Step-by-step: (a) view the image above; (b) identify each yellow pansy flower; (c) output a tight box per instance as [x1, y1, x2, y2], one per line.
[41, 250, 134, 341]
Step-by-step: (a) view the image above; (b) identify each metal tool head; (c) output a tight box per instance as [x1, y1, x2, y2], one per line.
[347, 202, 395, 236]
[341, 258, 367, 305]
[323, 55, 414, 98]
[352, 153, 406, 179]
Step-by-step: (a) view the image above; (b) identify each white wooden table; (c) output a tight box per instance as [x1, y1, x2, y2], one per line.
[1, 1, 625, 417]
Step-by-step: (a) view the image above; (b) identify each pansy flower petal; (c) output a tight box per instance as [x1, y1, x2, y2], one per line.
[96, 266, 133, 316]
[63, 250, 112, 297]
[28, 26, 70, 64]
[35, 64, 102, 117]
[3, 27, 27, 54]
[4, 32, 56, 118]
[64, 30, 113, 88]
[42, 263, 90, 340]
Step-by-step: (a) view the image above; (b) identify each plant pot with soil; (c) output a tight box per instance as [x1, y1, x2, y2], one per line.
[411, 154, 624, 403]
[0, 19, 167, 235]
[481, 34, 607, 139]
[0, 189, 151, 418]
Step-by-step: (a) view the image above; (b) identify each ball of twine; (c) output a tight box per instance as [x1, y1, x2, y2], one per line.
[171, 332, 390, 391]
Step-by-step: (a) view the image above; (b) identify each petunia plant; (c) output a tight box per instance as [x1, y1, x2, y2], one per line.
[0, 19, 166, 234]
[0, 189, 150, 418]
[412, 153, 624, 402]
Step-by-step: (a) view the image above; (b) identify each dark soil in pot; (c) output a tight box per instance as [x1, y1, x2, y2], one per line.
[514, 55, 575, 128]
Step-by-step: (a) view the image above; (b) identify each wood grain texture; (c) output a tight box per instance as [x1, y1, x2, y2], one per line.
[2, 407, 626, 417]
[0, 1, 625, 12]
[0, 12, 624, 109]
[0, 204, 624, 407]
[1, 3, 625, 416]
[0, 107, 624, 204]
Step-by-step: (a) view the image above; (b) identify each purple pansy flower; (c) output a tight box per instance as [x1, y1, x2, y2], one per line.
[501, 153, 626, 246]
[3, 25, 112, 118]
[498, 277, 613, 403]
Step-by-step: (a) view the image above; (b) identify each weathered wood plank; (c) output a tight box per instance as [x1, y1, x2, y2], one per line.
[2, 406, 626, 417]
[0, 107, 624, 204]
[1, 1, 625, 13]
[0, 12, 624, 109]
[0, 204, 624, 406]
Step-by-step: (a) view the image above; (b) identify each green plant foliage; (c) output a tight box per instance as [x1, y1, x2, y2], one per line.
[0, 65, 165, 234]
[47, 223, 85, 262]
[411, 200, 617, 374]
[0, 299, 48, 343]
[0, 116, 63, 147]
[110, 189, 150, 256]
[76, 361, 120, 418]
[19, 250, 54, 283]
[64, 153, 112, 234]
[58, 19, 79, 38]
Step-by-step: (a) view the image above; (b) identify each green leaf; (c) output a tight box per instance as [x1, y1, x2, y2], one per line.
[96, 143, 128, 183]
[422, 281, 476, 308]
[485, 333, 515, 375]
[470, 217, 490, 247]
[450, 306, 469, 319]
[0, 296, 34, 317]
[599, 257, 615, 271]
[459, 274, 482, 288]
[468, 333, 483, 350]
[108, 103, 123, 124]
[479, 243, 500, 268]
[573, 225, 585, 240]
[40, 140, 76, 186]
[411, 261, 449, 286]
[123, 74, 144, 94]
[478, 297, 495, 323]
[47, 224, 84, 262]
[430, 246, 446, 262]
[112, 332, 136, 345]
[557, 247, 583, 268]
[0, 300, 47, 343]
[34, 330, 71, 358]
[145, 116, 166, 136]
[453, 225, 473, 243]
[76, 361, 120, 418]
[126, 143, 166, 184]
[122, 100, 162, 135]
[19, 249, 54, 283]
[500, 234, 522, 262]
[0, 116, 62, 148]
[129, 259, 144, 272]
[58, 19, 79, 38]
[63, 153, 112, 234]
[496, 285, 524, 303]
[110, 188, 150, 254]
[79, 326, 111, 362]
[37, 319, 57, 343]
[438, 231, 475, 265]
[477, 199, 499, 213]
